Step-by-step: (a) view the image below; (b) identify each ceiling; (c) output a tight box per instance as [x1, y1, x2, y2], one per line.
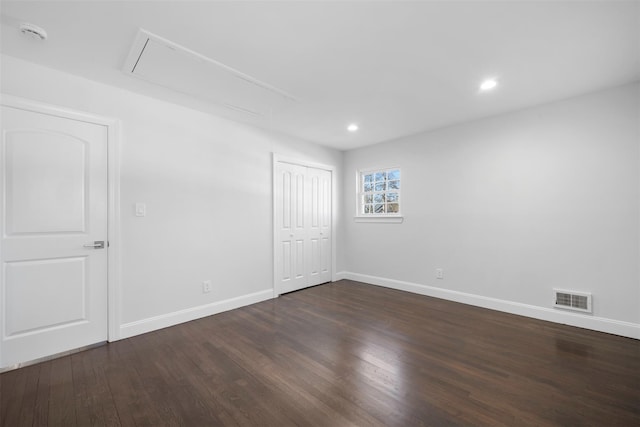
[1, 1, 639, 150]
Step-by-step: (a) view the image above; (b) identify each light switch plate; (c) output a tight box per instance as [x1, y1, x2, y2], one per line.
[135, 203, 146, 217]
[203, 280, 212, 293]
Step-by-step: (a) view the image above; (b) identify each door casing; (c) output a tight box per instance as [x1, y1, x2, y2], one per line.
[272, 154, 337, 297]
[0, 94, 122, 368]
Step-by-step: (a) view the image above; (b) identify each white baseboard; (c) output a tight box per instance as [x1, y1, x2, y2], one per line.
[335, 271, 348, 281]
[341, 272, 640, 340]
[118, 289, 274, 340]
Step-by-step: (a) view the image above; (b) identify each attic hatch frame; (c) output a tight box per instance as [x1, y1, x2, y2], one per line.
[121, 29, 297, 117]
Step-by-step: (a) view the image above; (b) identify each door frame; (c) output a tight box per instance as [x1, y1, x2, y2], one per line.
[272, 153, 337, 297]
[0, 94, 122, 363]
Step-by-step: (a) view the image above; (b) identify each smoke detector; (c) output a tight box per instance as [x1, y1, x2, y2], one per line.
[20, 23, 47, 40]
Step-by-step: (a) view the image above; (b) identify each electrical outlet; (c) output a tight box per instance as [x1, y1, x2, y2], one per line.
[436, 268, 444, 279]
[202, 280, 212, 293]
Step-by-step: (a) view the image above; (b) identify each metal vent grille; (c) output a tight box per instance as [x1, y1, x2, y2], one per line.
[553, 289, 592, 313]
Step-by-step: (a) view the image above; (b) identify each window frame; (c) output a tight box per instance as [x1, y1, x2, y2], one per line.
[355, 167, 403, 222]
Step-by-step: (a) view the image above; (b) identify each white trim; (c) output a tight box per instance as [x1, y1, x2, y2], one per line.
[0, 94, 123, 346]
[331, 161, 337, 283]
[107, 120, 122, 341]
[273, 154, 335, 172]
[354, 216, 404, 223]
[355, 166, 402, 218]
[272, 154, 338, 296]
[272, 154, 278, 298]
[341, 272, 640, 340]
[119, 289, 273, 339]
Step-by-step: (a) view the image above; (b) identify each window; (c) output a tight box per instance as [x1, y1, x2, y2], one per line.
[358, 168, 401, 216]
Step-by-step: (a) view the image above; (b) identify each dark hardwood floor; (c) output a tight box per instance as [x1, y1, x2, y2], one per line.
[2, 280, 639, 426]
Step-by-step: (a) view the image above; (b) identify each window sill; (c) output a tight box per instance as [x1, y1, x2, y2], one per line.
[354, 216, 404, 223]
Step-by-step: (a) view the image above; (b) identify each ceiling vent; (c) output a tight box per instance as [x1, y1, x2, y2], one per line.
[122, 29, 296, 117]
[553, 289, 592, 313]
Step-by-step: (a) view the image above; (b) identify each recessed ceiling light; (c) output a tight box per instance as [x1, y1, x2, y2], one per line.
[480, 79, 498, 91]
[347, 123, 359, 132]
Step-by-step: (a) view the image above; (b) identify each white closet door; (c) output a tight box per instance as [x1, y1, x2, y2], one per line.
[0, 105, 108, 368]
[275, 161, 332, 295]
[307, 167, 332, 286]
[275, 162, 308, 294]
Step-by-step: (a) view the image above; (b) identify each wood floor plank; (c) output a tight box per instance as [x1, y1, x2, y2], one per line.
[48, 356, 76, 426]
[71, 351, 108, 427]
[15, 363, 41, 426]
[104, 338, 168, 427]
[0, 366, 25, 426]
[31, 361, 52, 427]
[1, 280, 639, 426]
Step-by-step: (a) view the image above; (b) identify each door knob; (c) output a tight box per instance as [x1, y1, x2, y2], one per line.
[83, 241, 105, 249]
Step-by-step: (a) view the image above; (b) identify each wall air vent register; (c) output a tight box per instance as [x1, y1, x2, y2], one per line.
[553, 289, 592, 313]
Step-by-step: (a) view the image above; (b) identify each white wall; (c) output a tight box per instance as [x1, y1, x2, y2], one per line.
[2, 53, 638, 341]
[1, 54, 343, 338]
[342, 83, 640, 337]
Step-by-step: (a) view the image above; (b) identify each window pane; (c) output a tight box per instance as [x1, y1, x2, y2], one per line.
[359, 168, 401, 216]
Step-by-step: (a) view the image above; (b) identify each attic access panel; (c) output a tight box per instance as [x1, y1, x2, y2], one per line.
[123, 29, 296, 117]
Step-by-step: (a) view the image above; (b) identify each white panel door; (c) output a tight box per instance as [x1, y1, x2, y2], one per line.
[307, 167, 332, 286]
[0, 105, 108, 368]
[275, 161, 332, 294]
[275, 163, 307, 294]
